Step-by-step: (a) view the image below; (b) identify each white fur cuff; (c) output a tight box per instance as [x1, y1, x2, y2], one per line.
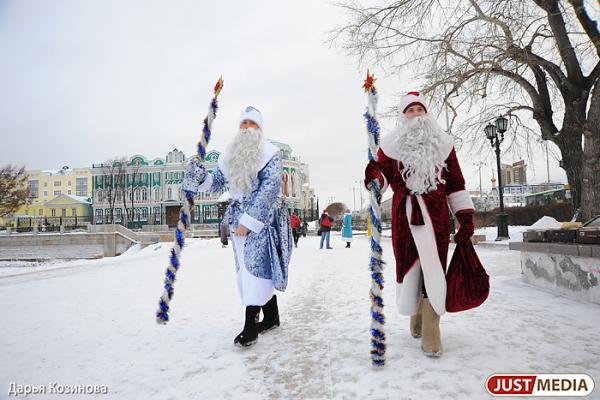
[448, 190, 475, 214]
[380, 174, 389, 194]
[197, 173, 213, 193]
[239, 212, 265, 234]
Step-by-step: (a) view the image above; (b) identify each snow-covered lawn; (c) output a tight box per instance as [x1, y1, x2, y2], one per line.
[1, 234, 599, 399]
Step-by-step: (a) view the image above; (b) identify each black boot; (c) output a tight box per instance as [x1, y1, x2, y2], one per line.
[259, 295, 280, 334]
[234, 306, 260, 347]
[345, 242, 351, 248]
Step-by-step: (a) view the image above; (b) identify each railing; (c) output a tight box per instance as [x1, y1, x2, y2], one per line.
[14, 216, 93, 233]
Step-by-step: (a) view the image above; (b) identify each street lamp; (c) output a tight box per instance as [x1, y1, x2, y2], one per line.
[484, 116, 510, 240]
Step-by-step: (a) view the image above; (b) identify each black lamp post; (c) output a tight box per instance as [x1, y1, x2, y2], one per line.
[485, 116, 510, 240]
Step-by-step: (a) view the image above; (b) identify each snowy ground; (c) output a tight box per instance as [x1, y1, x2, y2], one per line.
[1, 234, 599, 399]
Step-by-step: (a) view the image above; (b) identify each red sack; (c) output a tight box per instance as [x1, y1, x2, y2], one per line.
[445, 241, 490, 312]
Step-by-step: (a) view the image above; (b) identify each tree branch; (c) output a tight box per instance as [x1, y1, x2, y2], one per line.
[532, 0, 584, 80]
[568, 0, 600, 57]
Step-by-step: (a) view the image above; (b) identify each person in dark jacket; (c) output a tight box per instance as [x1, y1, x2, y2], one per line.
[319, 209, 334, 249]
[219, 220, 229, 248]
[302, 220, 308, 237]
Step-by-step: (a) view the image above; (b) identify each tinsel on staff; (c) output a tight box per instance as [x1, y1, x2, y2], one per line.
[156, 77, 224, 325]
[362, 70, 386, 367]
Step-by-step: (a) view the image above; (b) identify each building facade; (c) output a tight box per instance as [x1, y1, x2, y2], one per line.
[91, 141, 316, 227]
[501, 160, 527, 185]
[11, 166, 93, 222]
[90, 149, 223, 227]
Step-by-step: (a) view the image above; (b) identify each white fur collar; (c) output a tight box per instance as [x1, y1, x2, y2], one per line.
[217, 139, 279, 180]
[379, 130, 454, 162]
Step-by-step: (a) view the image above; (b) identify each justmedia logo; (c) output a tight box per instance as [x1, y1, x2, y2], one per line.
[486, 374, 595, 397]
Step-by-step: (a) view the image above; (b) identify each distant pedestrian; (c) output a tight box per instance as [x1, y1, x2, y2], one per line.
[319, 209, 334, 249]
[341, 210, 353, 248]
[302, 220, 308, 237]
[219, 220, 229, 248]
[290, 212, 302, 248]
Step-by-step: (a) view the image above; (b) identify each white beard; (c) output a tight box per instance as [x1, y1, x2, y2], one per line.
[224, 127, 264, 195]
[381, 113, 454, 194]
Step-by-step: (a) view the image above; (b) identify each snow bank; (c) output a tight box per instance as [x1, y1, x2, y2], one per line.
[528, 216, 562, 230]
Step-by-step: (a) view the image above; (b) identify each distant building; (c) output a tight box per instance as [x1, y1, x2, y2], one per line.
[11, 166, 93, 222]
[91, 141, 316, 227]
[91, 149, 224, 227]
[469, 190, 497, 212]
[501, 160, 527, 185]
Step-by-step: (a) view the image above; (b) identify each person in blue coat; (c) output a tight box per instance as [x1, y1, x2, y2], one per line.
[341, 210, 353, 248]
[182, 106, 293, 348]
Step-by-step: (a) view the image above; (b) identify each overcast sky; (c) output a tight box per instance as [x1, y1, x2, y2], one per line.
[0, 0, 567, 210]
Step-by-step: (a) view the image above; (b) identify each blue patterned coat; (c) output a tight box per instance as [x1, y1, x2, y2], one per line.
[182, 141, 292, 291]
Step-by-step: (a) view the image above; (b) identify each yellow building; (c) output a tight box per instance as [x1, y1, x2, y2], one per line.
[10, 166, 93, 226]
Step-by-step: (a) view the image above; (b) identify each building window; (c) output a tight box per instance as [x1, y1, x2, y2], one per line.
[141, 208, 148, 220]
[61, 209, 66, 217]
[51, 209, 56, 217]
[95, 209, 103, 223]
[168, 188, 172, 199]
[134, 189, 140, 201]
[97, 190, 103, 203]
[116, 190, 122, 202]
[68, 190, 72, 195]
[44, 182, 48, 187]
[76, 177, 88, 196]
[141, 188, 147, 201]
[28, 180, 39, 198]
[203, 205, 218, 221]
[54, 190, 61, 196]
[54, 181, 61, 187]
[72, 208, 77, 216]
[68, 181, 72, 186]
[38, 209, 43, 216]
[154, 188, 160, 201]
[44, 191, 48, 197]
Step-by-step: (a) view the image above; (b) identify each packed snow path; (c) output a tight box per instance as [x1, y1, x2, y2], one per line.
[1, 234, 599, 399]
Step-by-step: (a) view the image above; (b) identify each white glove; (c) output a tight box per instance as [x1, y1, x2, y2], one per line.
[181, 156, 207, 195]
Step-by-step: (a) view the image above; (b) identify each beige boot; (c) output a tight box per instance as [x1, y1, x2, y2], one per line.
[410, 300, 422, 338]
[421, 298, 442, 357]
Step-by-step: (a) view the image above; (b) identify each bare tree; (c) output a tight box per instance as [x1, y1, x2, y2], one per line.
[0, 165, 29, 219]
[100, 160, 119, 224]
[120, 161, 141, 227]
[332, 0, 600, 221]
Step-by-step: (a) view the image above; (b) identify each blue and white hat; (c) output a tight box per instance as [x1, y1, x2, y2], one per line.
[239, 106, 264, 131]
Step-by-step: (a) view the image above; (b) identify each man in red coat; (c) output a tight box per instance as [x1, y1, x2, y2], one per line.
[364, 92, 475, 357]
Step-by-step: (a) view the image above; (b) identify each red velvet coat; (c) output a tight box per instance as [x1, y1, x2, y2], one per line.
[374, 147, 473, 315]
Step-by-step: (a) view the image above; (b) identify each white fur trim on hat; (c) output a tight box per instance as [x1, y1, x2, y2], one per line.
[240, 106, 264, 131]
[399, 92, 428, 114]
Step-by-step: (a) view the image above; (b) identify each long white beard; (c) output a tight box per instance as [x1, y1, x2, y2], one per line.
[388, 113, 454, 194]
[224, 127, 264, 195]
